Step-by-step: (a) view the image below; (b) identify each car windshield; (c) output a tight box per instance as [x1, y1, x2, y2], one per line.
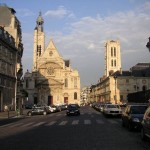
[130, 106, 147, 114]
[107, 105, 120, 109]
[68, 105, 78, 109]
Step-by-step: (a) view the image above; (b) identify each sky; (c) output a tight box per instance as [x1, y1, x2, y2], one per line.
[1, 0, 150, 88]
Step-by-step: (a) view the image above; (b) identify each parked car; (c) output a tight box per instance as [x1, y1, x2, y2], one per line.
[66, 104, 80, 116]
[45, 106, 56, 113]
[103, 104, 122, 117]
[27, 107, 47, 116]
[141, 106, 150, 140]
[122, 104, 148, 131]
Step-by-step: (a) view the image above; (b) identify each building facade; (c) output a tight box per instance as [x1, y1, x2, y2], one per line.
[23, 13, 80, 106]
[89, 63, 150, 104]
[0, 4, 24, 111]
[0, 27, 17, 111]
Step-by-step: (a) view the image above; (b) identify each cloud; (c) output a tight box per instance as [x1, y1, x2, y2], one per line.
[44, 6, 75, 19]
[22, 2, 150, 87]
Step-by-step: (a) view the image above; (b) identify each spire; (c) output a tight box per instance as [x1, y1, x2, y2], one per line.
[36, 11, 44, 31]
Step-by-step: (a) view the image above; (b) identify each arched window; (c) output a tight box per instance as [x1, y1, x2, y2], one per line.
[111, 47, 113, 56]
[114, 60, 116, 66]
[65, 78, 68, 87]
[74, 92, 77, 100]
[111, 60, 113, 67]
[114, 47, 116, 57]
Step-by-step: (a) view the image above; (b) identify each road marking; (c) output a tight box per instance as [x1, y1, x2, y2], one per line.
[72, 120, 79, 125]
[10, 123, 24, 127]
[22, 122, 35, 127]
[59, 121, 67, 125]
[33, 122, 45, 127]
[96, 119, 104, 124]
[46, 121, 56, 126]
[0, 122, 16, 128]
[84, 120, 91, 125]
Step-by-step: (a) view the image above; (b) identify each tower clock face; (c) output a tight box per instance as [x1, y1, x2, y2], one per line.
[47, 67, 54, 75]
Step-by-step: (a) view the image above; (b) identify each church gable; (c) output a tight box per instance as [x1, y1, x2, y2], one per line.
[42, 39, 62, 59]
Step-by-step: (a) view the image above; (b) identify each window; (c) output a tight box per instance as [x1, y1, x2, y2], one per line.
[111, 47, 113, 56]
[74, 92, 77, 100]
[65, 78, 68, 87]
[120, 95, 123, 101]
[111, 60, 113, 67]
[37, 45, 41, 55]
[74, 77, 77, 88]
[114, 60, 116, 66]
[114, 47, 116, 57]
[26, 79, 29, 88]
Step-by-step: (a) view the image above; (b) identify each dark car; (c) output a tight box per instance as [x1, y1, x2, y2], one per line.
[27, 107, 47, 116]
[141, 106, 150, 140]
[66, 104, 80, 116]
[122, 104, 148, 131]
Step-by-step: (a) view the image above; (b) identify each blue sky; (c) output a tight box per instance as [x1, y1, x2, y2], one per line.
[1, 0, 150, 87]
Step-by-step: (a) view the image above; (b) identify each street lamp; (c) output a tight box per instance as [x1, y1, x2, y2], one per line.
[146, 37, 150, 52]
[113, 75, 117, 104]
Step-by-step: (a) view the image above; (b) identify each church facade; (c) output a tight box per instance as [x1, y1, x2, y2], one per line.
[23, 13, 80, 106]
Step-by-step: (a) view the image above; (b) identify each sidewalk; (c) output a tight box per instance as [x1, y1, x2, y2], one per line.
[0, 109, 29, 119]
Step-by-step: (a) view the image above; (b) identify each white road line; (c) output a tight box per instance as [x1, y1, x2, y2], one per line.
[0, 122, 16, 128]
[72, 120, 79, 125]
[59, 121, 67, 125]
[22, 122, 35, 127]
[10, 123, 24, 127]
[96, 119, 104, 124]
[45, 121, 56, 126]
[33, 122, 45, 127]
[84, 120, 91, 125]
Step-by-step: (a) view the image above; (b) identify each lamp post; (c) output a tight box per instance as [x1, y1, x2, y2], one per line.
[146, 37, 150, 52]
[113, 75, 117, 104]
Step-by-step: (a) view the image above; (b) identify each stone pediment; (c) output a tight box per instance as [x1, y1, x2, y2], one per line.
[42, 39, 62, 59]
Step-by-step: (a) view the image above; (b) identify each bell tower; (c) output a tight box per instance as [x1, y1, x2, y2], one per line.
[33, 12, 45, 70]
[105, 40, 121, 76]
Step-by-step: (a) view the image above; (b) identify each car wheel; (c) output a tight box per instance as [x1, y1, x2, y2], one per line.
[141, 128, 147, 141]
[43, 111, 47, 115]
[28, 112, 32, 116]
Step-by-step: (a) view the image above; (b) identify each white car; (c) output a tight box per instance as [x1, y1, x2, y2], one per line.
[103, 104, 122, 117]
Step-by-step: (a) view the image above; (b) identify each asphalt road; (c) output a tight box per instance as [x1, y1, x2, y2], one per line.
[0, 106, 149, 150]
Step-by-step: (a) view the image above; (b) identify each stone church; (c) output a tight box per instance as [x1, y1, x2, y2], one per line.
[23, 12, 80, 106]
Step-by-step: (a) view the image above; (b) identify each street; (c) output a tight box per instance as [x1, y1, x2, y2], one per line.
[0, 106, 149, 150]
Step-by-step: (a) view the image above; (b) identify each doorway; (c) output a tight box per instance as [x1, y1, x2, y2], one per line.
[34, 97, 38, 105]
[64, 97, 68, 104]
[48, 95, 53, 105]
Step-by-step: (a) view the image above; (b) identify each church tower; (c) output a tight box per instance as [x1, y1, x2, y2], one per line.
[33, 12, 45, 70]
[105, 40, 121, 76]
